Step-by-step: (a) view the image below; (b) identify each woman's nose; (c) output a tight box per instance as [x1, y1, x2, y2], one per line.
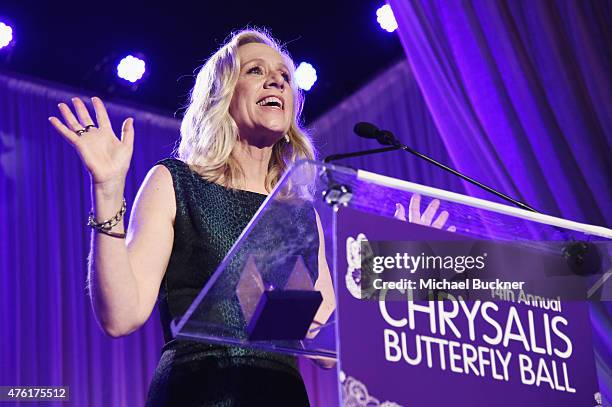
[264, 72, 285, 91]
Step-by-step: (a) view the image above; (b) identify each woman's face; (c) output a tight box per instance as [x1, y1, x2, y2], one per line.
[229, 43, 294, 147]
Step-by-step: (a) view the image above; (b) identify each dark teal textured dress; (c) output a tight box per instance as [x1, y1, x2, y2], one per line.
[145, 158, 317, 407]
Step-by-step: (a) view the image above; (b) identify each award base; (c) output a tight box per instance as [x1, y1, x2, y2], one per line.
[246, 290, 323, 341]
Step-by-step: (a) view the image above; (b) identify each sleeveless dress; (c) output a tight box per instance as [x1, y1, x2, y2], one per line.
[145, 158, 318, 407]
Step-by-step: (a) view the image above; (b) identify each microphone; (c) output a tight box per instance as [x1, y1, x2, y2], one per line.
[352, 122, 539, 213]
[353, 122, 398, 146]
[323, 123, 403, 164]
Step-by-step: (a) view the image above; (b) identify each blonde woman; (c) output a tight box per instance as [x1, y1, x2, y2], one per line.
[49, 29, 335, 406]
[49, 29, 448, 405]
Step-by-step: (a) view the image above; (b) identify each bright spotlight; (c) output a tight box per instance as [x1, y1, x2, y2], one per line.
[116, 55, 146, 83]
[295, 62, 317, 91]
[376, 4, 398, 33]
[0, 22, 14, 49]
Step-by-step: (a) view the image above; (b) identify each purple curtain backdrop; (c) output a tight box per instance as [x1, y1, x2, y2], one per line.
[312, 59, 466, 194]
[0, 73, 175, 406]
[388, 0, 611, 404]
[388, 0, 611, 225]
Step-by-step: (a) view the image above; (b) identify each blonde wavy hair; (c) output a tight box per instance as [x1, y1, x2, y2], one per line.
[178, 28, 316, 192]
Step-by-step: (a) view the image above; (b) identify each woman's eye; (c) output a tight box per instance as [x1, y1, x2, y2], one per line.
[247, 66, 263, 75]
[282, 72, 291, 82]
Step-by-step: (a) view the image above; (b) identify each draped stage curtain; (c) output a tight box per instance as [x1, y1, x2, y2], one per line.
[388, 0, 611, 225]
[0, 73, 175, 406]
[311, 59, 466, 194]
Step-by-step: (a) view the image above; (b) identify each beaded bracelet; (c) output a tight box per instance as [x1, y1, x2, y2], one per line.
[87, 198, 127, 239]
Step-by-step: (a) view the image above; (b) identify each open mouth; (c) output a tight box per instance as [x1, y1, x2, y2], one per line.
[256, 96, 284, 110]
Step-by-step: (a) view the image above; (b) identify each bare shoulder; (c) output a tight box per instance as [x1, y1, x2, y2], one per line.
[141, 164, 174, 199]
[146, 163, 173, 185]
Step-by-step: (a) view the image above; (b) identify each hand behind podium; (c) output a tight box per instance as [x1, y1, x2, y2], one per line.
[394, 193, 456, 232]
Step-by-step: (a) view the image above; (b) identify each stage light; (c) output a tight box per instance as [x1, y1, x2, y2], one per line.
[376, 4, 398, 33]
[116, 55, 146, 83]
[0, 22, 14, 49]
[295, 62, 317, 91]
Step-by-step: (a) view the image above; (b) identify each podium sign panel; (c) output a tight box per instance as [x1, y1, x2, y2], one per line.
[171, 160, 611, 406]
[335, 208, 601, 406]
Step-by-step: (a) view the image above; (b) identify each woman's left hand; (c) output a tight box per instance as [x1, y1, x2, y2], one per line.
[394, 193, 456, 232]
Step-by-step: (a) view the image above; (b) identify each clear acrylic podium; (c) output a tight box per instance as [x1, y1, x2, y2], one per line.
[170, 160, 611, 406]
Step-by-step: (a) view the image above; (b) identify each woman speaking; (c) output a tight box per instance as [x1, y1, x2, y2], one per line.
[48, 28, 448, 406]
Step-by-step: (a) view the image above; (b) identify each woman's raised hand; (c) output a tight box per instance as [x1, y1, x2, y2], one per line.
[48, 97, 134, 190]
[394, 193, 456, 232]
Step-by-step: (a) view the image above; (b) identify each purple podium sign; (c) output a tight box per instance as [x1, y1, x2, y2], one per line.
[335, 207, 600, 406]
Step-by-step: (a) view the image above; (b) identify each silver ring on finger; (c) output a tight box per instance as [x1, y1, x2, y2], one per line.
[75, 128, 87, 135]
[84, 124, 96, 132]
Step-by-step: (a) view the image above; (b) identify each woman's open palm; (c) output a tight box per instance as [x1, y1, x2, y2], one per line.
[48, 97, 134, 186]
[394, 193, 456, 232]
